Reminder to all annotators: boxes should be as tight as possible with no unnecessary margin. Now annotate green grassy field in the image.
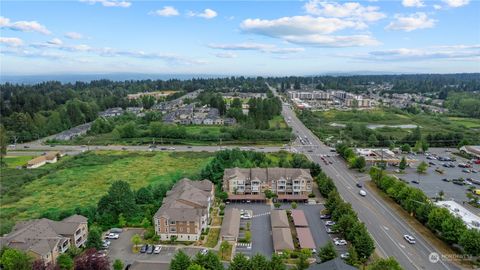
[301,109,480,145]
[0,151,213,233]
[3,156,34,167]
[269,115,288,129]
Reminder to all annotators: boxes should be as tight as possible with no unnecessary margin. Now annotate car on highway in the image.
[325,221,336,226]
[160,147,167,150]
[154,245,161,254]
[411,180,420,184]
[359,190,367,196]
[23,145,30,148]
[168,147,176,150]
[356,183,362,188]
[404,234,416,244]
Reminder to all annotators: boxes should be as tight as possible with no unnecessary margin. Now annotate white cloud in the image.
[240,15,378,47]
[0,37,24,47]
[80,0,131,8]
[402,0,425,7]
[48,38,63,45]
[385,12,436,32]
[0,16,51,35]
[208,42,305,54]
[214,52,237,58]
[433,4,443,10]
[151,6,179,17]
[345,44,480,61]
[442,0,469,7]
[65,32,84,40]
[303,1,385,22]
[188,9,218,19]
[241,16,364,36]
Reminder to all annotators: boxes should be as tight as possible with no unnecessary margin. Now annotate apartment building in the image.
[153,179,214,241]
[223,167,313,201]
[0,215,88,266]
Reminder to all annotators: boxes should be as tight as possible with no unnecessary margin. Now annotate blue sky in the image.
[1,0,479,76]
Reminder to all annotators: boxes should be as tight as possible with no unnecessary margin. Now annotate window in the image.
[170,228,176,232]
[170,221,176,225]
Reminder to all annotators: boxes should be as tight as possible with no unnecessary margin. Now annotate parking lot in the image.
[106,228,209,266]
[226,201,348,258]
[388,148,479,203]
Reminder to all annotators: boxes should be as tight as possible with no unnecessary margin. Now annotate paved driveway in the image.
[107,228,208,266]
[226,203,273,258]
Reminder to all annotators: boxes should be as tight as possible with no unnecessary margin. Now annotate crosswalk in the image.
[236,242,252,249]
[251,212,270,218]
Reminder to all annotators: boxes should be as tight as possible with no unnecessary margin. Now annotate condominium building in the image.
[223,167,313,201]
[153,179,214,241]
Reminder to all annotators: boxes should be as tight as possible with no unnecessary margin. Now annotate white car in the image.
[106,233,119,239]
[340,252,350,259]
[168,147,176,150]
[200,248,208,255]
[334,239,347,246]
[154,245,162,254]
[325,221,336,226]
[359,190,367,197]
[404,234,416,244]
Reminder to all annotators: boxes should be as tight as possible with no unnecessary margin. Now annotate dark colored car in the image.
[411,180,419,184]
[356,183,362,188]
[140,245,147,253]
[146,245,154,254]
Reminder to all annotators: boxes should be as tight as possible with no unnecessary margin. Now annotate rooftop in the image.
[434,200,480,230]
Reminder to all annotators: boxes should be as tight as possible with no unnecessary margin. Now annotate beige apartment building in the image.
[223,167,313,202]
[0,215,88,266]
[153,179,214,241]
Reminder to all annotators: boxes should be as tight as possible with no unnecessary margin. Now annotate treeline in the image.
[269,73,480,94]
[316,172,375,265]
[445,92,480,118]
[0,77,269,142]
[196,91,227,115]
[370,167,480,257]
[200,149,321,187]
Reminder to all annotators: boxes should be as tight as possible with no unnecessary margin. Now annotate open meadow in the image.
[0,151,213,234]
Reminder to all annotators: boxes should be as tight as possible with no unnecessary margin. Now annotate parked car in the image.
[320,214,331,219]
[325,221,336,226]
[140,245,148,253]
[463,169,471,173]
[200,249,208,255]
[340,252,350,259]
[154,245,161,254]
[404,234,416,244]
[106,233,119,239]
[334,239,347,246]
[326,227,338,234]
[110,228,123,233]
[146,245,154,254]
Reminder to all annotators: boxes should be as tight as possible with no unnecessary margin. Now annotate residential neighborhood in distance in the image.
[1,0,480,270]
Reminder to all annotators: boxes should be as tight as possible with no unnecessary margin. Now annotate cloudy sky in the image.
[1,0,479,76]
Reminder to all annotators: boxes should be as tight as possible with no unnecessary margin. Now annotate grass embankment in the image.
[366,181,474,269]
[0,151,213,234]
[204,228,221,248]
[2,156,34,167]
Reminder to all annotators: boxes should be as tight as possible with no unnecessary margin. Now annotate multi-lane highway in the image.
[270,84,460,270]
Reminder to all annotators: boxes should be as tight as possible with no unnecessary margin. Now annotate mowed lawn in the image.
[0,151,213,223]
[3,156,34,167]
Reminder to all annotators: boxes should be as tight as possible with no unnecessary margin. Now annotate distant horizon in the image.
[2,71,479,84]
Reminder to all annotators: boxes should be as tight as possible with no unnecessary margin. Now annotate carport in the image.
[272,228,294,253]
[296,227,316,250]
[220,208,240,241]
[271,210,289,228]
[277,194,308,202]
[291,210,308,227]
[227,194,266,203]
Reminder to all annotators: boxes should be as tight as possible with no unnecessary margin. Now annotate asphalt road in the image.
[269,84,460,270]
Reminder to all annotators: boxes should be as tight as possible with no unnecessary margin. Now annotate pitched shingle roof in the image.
[271,210,289,228]
[272,228,294,251]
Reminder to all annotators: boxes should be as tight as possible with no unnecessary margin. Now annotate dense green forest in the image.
[269,73,480,94]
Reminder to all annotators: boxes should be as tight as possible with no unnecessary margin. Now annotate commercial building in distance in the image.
[223,167,313,202]
[153,179,214,241]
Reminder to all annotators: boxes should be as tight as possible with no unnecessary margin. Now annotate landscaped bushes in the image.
[369,166,480,256]
[315,174,375,264]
